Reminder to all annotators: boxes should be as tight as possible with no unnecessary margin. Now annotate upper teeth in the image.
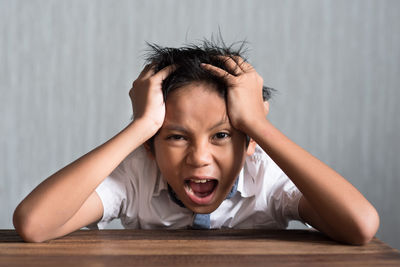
[190,179,211,183]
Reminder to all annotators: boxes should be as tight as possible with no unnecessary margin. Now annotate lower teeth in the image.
[187,185,193,194]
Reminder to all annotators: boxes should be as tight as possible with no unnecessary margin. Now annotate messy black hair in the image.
[144,39,274,101]
[144,38,275,150]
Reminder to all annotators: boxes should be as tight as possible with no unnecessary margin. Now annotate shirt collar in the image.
[153,170,168,197]
[236,156,257,198]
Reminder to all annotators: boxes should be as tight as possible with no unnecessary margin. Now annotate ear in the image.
[143,142,155,160]
[246,138,257,156]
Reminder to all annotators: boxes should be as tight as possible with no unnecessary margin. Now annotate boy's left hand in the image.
[201,57,266,133]
[204,57,380,246]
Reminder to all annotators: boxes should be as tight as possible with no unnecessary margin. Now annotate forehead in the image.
[163,82,229,128]
[167,81,224,99]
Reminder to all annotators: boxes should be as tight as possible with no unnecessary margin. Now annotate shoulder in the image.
[244,145,283,180]
[236,145,284,197]
[243,146,303,222]
[103,145,160,194]
[242,145,299,196]
[121,145,151,167]
[114,145,155,176]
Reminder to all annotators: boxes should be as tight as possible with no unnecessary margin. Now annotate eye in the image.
[213,132,230,140]
[167,134,185,141]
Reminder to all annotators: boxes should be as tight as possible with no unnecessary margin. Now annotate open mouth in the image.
[184,178,218,205]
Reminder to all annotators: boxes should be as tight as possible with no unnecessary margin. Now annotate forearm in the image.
[14,119,155,234]
[247,118,379,243]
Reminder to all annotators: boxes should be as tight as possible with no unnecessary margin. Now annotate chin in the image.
[188,204,219,214]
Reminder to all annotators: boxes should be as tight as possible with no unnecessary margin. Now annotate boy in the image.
[13,40,379,244]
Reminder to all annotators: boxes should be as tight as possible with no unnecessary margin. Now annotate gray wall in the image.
[1,0,399,249]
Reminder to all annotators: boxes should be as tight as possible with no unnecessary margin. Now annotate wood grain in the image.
[1,229,399,266]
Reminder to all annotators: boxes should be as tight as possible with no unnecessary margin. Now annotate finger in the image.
[231,56,254,72]
[218,56,242,75]
[152,64,177,82]
[231,55,245,66]
[200,63,233,78]
[138,63,156,79]
[217,55,254,74]
[213,55,244,75]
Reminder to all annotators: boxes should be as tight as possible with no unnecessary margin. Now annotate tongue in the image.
[189,180,215,194]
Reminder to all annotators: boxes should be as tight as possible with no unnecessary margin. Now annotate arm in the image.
[248,119,379,245]
[201,58,379,245]
[13,64,175,242]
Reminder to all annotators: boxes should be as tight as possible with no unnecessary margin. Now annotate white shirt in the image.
[88,145,304,230]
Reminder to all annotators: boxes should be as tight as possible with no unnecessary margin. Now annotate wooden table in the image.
[1,229,399,266]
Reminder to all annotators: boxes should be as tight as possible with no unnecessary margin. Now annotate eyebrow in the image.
[163,118,230,133]
[208,118,230,131]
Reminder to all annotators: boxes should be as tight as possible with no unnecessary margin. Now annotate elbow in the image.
[347,207,380,246]
[13,205,47,243]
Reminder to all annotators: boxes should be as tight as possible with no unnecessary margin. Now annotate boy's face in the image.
[152,82,254,214]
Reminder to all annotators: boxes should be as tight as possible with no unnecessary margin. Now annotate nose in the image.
[186,140,212,167]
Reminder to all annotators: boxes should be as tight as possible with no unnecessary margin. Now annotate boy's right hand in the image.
[129,64,176,136]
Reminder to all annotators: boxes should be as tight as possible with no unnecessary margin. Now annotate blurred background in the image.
[1,0,399,249]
